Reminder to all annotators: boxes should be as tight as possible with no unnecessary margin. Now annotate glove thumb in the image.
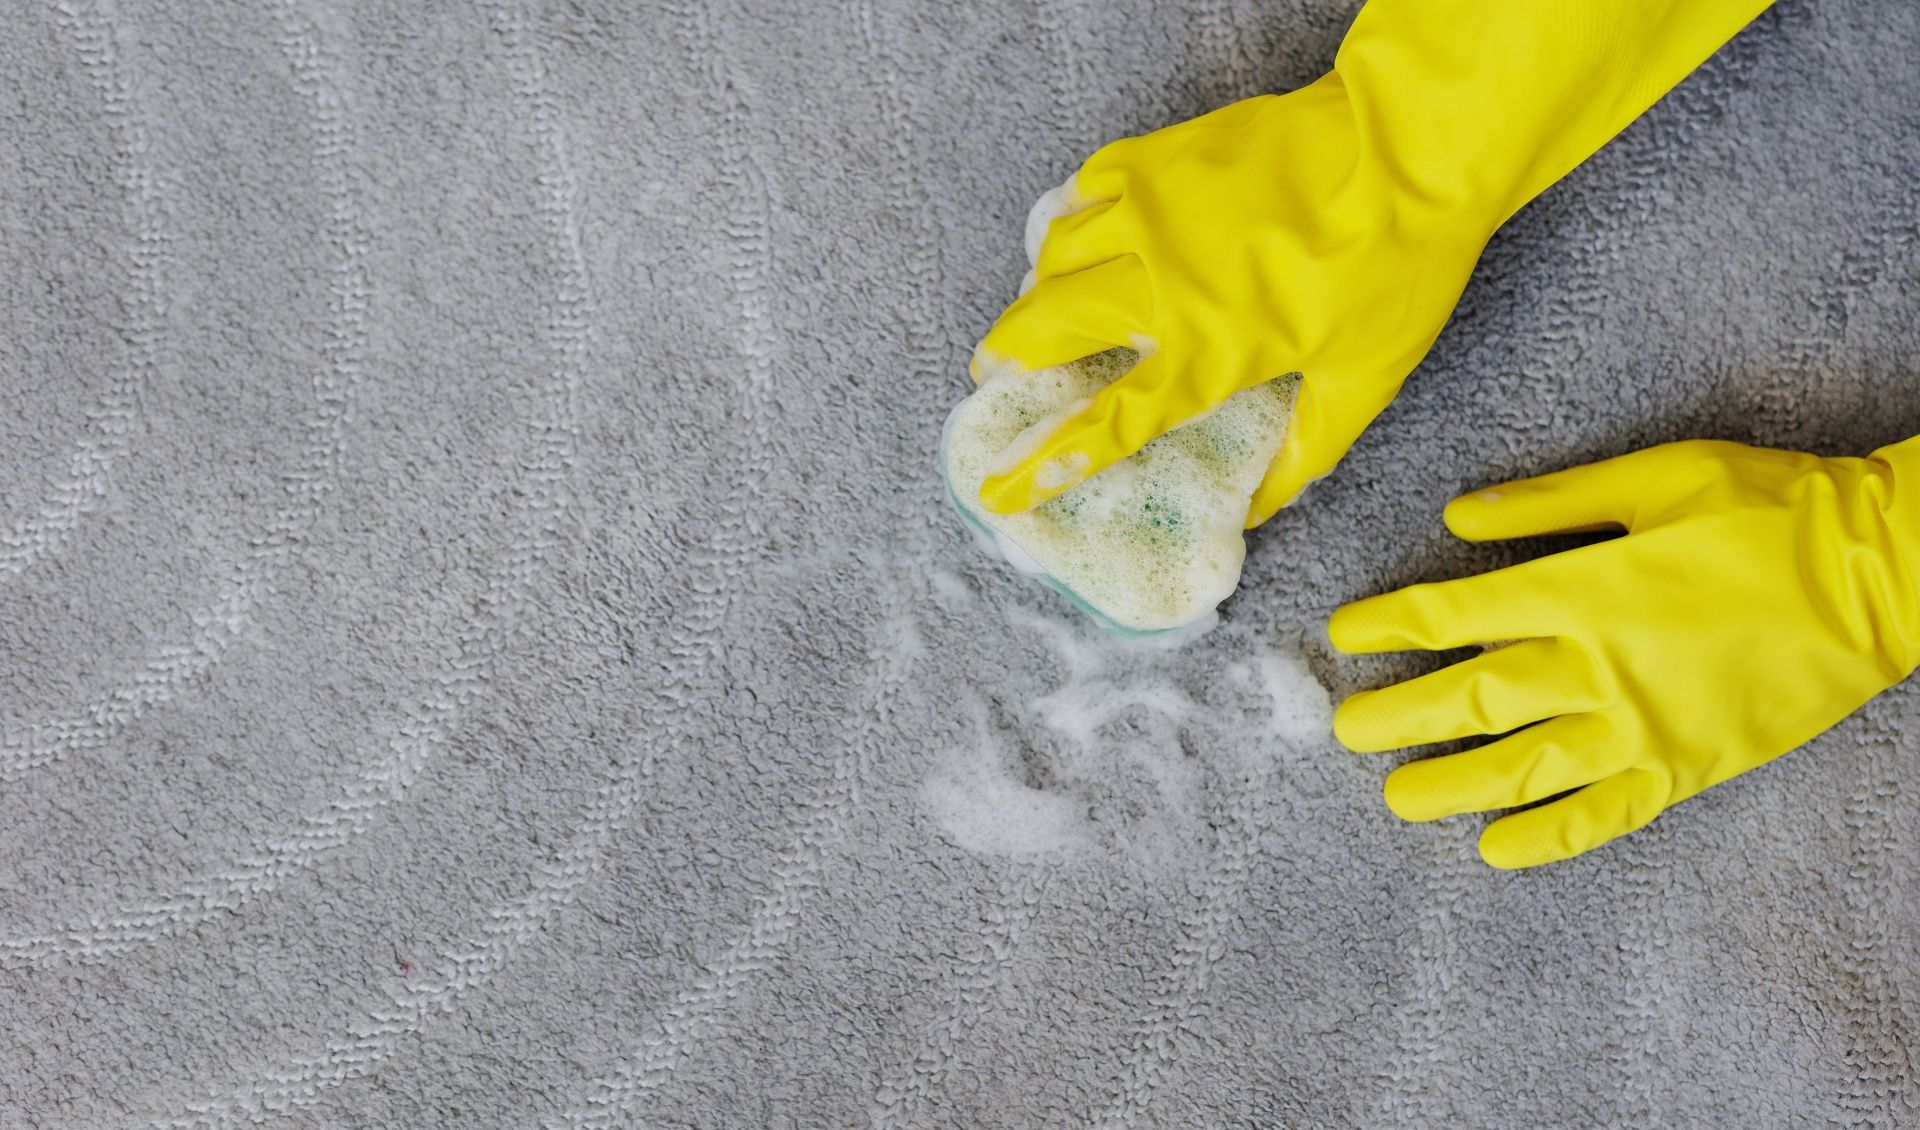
[1246,369,1400,526]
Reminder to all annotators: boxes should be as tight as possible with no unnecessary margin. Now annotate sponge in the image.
[943,348,1295,634]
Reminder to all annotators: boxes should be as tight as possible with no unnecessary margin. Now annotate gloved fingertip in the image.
[1326,597,1400,655]
[1023,181,1076,266]
[1324,611,1360,655]
[974,322,1027,372]
[1244,465,1306,529]
[1475,825,1541,870]
[1330,693,1385,752]
[1260,439,1330,516]
[1380,768,1428,822]
[976,468,1039,516]
[970,345,1013,386]
[1382,761,1468,823]
[1441,490,1504,541]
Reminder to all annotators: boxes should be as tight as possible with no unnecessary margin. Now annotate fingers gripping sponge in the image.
[943,349,1295,634]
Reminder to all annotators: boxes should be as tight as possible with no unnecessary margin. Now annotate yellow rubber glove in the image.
[976,0,1772,525]
[1329,438,1920,869]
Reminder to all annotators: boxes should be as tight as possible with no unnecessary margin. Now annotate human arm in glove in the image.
[1330,438,1920,869]
[975,0,1773,524]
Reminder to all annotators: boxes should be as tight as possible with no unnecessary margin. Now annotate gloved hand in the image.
[975,0,1773,526]
[1330,438,1920,869]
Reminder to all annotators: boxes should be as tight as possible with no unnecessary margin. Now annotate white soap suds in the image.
[924,612,1334,867]
[944,352,1295,634]
[1032,679,1196,741]
[992,526,1049,578]
[1230,650,1333,741]
[928,566,972,605]
[922,759,1090,860]
[1032,450,1092,492]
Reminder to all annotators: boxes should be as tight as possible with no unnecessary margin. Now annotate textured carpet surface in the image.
[4,1,1918,1126]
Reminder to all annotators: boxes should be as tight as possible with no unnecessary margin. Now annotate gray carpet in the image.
[3,0,1917,1125]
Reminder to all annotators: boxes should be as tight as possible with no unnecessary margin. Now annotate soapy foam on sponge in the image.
[942,184,1296,634]
[944,351,1295,633]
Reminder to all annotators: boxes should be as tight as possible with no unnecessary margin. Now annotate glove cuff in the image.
[1334,0,1774,227]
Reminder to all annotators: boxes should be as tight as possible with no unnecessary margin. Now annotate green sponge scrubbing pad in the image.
[943,348,1295,635]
